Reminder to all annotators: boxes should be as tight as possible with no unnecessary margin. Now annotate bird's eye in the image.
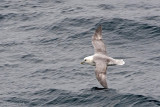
[85,59,87,61]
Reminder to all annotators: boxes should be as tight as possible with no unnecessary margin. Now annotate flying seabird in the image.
[81,25,125,88]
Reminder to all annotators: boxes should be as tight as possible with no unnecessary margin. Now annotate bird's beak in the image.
[81,61,85,64]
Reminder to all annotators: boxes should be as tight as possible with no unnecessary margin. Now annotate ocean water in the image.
[0,0,160,106]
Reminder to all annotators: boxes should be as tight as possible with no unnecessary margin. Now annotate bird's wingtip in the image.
[95,25,102,33]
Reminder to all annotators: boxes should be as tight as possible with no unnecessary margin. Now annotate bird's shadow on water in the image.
[91,87,110,90]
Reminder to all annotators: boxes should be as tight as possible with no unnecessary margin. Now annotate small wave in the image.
[59,17,95,27]
[29,69,56,78]
[21,54,43,63]
[0,14,5,21]
[149,56,160,62]
[61,6,84,14]
[0,13,17,21]
[3,97,30,106]
[18,25,40,31]
[21,54,35,59]
[125,4,158,10]
[38,0,64,4]
[32,88,58,96]
[145,16,160,21]
[66,30,91,41]
[2,63,19,68]
[0,41,23,47]
[39,38,59,45]
[98,4,115,10]
[33,69,56,74]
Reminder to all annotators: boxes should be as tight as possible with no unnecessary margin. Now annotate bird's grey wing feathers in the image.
[94,58,108,88]
[92,25,107,55]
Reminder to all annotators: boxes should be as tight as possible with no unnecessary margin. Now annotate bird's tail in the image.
[115,59,125,65]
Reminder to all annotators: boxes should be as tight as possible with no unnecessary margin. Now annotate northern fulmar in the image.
[81,25,125,88]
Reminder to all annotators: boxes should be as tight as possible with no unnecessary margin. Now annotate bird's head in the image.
[81,56,94,65]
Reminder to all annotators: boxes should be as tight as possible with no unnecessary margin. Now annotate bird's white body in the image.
[84,55,125,66]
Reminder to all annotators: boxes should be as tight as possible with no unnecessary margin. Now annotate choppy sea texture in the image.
[0,0,160,106]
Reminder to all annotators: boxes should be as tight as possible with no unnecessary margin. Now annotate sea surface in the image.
[0,0,160,107]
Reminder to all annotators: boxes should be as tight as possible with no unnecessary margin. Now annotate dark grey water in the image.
[0,0,160,107]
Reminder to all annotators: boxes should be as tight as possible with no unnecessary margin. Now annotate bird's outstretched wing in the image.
[92,25,107,55]
[94,58,108,88]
